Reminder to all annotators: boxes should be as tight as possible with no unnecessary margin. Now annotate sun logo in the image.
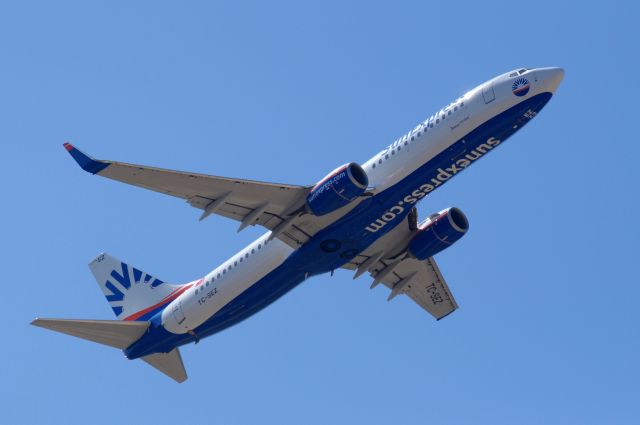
[103,262,165,316]
[512,77,530,97]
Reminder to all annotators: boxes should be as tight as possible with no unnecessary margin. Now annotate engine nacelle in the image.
[408,207,469,260]
[306,163,369,216]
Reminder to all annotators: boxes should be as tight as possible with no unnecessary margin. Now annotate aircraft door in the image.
[172,301,186,325]
[482,82,496,103]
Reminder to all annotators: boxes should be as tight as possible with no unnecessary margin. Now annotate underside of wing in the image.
[381,256,458,320]
[342,211,459,320]
[63,143,314,247]
[348,253,458,320]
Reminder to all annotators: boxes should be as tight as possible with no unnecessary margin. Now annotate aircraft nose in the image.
[536,67,564,93]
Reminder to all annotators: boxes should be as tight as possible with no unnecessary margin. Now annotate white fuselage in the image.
[163,233,294,333]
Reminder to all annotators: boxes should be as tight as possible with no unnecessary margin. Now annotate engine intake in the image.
[408,207,469,260]
[306,163,368,216]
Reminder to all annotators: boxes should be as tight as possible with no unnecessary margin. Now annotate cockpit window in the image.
[509,72,518,77]
[518,68,527,74]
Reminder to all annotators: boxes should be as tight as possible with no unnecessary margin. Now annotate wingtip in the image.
[62,142,110,174]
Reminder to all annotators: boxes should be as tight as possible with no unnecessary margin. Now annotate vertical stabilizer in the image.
[89,253,186,321]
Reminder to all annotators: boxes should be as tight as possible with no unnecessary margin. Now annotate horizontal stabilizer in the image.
[31,318,149,349]
[142,349,188,383]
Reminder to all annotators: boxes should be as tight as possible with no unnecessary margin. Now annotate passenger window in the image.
[378,159,382,164]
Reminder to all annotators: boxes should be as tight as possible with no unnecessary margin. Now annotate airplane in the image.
[33,67,564,382]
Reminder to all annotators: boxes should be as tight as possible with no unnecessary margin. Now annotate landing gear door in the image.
[482,82,496,104]
[172,301,186,325]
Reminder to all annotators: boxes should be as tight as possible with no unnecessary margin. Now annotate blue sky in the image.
[2,1,638,424]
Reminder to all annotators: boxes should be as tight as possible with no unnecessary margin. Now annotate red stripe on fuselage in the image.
[123,280,200,321]
[513,85,530,94]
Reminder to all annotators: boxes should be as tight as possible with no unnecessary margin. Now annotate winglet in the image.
[63,142,110,174]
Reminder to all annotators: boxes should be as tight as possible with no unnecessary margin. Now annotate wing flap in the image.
[390,257,458,320]
[99,160,306,205]
[360,256,458,320]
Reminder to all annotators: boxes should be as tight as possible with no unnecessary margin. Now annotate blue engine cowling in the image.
[408,207,469,260]
[306,163,369,216]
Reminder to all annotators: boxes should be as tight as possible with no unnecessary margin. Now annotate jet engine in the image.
[306,163,368,216]
[408,207,469,260]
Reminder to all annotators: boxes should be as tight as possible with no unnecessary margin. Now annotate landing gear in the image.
[188,330,200,344]
[408,207,418,231]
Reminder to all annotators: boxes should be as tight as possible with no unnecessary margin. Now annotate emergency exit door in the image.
[482,82,495,103]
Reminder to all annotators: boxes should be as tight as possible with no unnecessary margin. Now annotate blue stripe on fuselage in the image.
[124,92,552,359]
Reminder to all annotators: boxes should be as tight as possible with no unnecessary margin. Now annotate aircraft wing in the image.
[63,143,313,248]
[342,212,458,320]
[348,254,458,320]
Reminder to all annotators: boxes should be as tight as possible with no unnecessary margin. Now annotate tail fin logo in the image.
[101,260,165,316]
